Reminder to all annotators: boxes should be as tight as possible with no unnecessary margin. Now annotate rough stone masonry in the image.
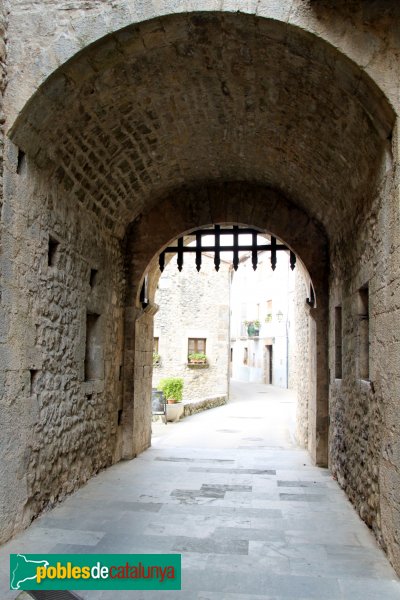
[1,0,400,578]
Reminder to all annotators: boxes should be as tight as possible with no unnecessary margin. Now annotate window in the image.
[358,285,369,380]
[265,345,273,384]
[17,148,26,174]
[188,338,206,356]
[334,306,342,379]
[89,269,98,288]
[30,369,39,395]
[48,236,59,267]
[84,313,103,381]
[153,337,159,354]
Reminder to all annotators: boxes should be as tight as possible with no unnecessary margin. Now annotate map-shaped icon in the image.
[10,554,49,590]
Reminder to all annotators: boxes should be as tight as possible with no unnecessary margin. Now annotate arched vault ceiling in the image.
[9,12,395,240]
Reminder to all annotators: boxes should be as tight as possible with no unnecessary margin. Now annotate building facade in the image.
[152,252,230,405]
[230,250,296,388]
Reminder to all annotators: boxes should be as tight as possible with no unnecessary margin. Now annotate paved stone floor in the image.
[2,382,400,599]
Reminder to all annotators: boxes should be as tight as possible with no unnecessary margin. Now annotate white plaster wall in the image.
[230,251,295,388]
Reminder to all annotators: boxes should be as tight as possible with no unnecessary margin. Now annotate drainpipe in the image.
[227,266,232,400]
[286,317,289,389]
[286,259,290,389]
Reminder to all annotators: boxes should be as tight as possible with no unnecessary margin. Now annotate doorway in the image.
[264,344,273,385]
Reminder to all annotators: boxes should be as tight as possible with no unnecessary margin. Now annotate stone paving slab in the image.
[173,536,249,555]
[188,468,276,475]
[278,493,328,502]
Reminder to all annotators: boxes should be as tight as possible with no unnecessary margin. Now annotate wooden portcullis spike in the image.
[271,236,277,271]
[214,225,221,272]
[290,251,296,271]
[233,225,239,271]
[177,237,184,272]
[159,226,297,274]
[252,231,258,271]
[196,232,202,272]
[159,251,165,272]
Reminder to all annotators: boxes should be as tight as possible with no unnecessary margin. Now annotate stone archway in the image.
[122,183,328,466]
[2,7,398,573]
[9,12,392,243]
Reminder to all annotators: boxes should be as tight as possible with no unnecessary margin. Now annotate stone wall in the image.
[289,270,312,449]
[184,395,227,417]
[329,165,400,558]
[153,253,230,404]
[0,0,7,210]
[132,311,154,456]
[0,157,125,541]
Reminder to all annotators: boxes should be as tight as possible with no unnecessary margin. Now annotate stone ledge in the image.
[183,395,227,417]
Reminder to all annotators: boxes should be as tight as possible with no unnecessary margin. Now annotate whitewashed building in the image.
[230,251,296,388]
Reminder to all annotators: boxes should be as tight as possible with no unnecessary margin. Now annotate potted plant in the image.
[188,352,208,365]
[157,377,184,422]
[245,320,261,337]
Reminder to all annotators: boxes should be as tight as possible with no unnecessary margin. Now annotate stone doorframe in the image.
[121,182,329,466]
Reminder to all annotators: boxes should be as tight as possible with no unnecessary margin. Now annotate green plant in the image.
[244,320,260,329]
[265,313,272,323]
[157,377,183,403]
[188,352,207,363]
[245,319,261,336]
[153,352,161,365]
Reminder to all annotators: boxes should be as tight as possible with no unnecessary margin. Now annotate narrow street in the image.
[152,381,297,451]
[1,383,399,600]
